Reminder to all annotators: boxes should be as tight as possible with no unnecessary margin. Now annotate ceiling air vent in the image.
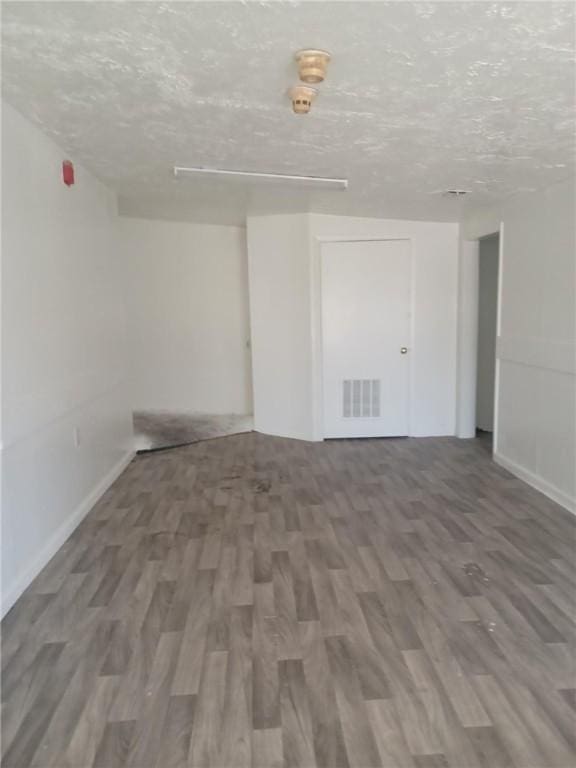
[443,189,470,198]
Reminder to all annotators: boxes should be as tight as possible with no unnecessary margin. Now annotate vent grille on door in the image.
[342,379,381,418]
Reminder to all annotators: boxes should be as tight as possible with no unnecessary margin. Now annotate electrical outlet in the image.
[73,426,81,448]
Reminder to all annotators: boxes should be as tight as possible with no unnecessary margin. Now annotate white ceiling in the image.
[2,1,575,226]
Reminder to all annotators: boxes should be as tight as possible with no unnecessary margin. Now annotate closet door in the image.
[322,239,411,438]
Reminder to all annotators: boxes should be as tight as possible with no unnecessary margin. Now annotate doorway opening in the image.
[476,232,500,450]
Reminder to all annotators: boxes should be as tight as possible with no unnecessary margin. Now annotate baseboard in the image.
[1,449,135,619]
[493,451,576,516]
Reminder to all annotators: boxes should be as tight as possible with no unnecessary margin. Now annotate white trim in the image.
[407,239,416,438]
[494,451,576,516]
[496,336,575,375]
[1,449,135,619]
[492,223,504,454]
[3,377,128,452]
[456,239,479,438]
[456,224,503,447]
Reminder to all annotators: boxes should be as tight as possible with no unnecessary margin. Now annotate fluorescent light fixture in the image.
[174,166,348,191]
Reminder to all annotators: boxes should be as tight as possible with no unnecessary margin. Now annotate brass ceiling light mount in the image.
[288,85,318,114]
[295,49,331,84]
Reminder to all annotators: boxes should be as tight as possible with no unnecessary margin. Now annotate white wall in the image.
[463,177,576,512]
[1,102,134,616]
[118,217,252,416]
[247,213,459,441]
[246,214,313,440]
[476,235,499,431]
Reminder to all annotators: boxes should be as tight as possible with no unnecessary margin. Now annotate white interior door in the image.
[322,239,411,438]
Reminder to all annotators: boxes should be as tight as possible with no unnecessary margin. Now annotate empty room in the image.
[1,2,575,767]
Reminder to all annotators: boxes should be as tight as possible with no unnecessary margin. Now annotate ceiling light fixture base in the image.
[295,49,331,83]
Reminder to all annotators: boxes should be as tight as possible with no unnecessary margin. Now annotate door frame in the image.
[310,236,415,441]
[456,223,504,456]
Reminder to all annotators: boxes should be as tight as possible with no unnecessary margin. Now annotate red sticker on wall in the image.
[62,160,74,186]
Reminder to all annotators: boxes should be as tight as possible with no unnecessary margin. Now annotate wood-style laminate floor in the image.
[2,432,575,768]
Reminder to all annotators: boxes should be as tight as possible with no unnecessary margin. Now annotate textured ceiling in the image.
[2,1,575,225]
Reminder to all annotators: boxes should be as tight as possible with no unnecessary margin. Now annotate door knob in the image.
[400,347,408,354]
